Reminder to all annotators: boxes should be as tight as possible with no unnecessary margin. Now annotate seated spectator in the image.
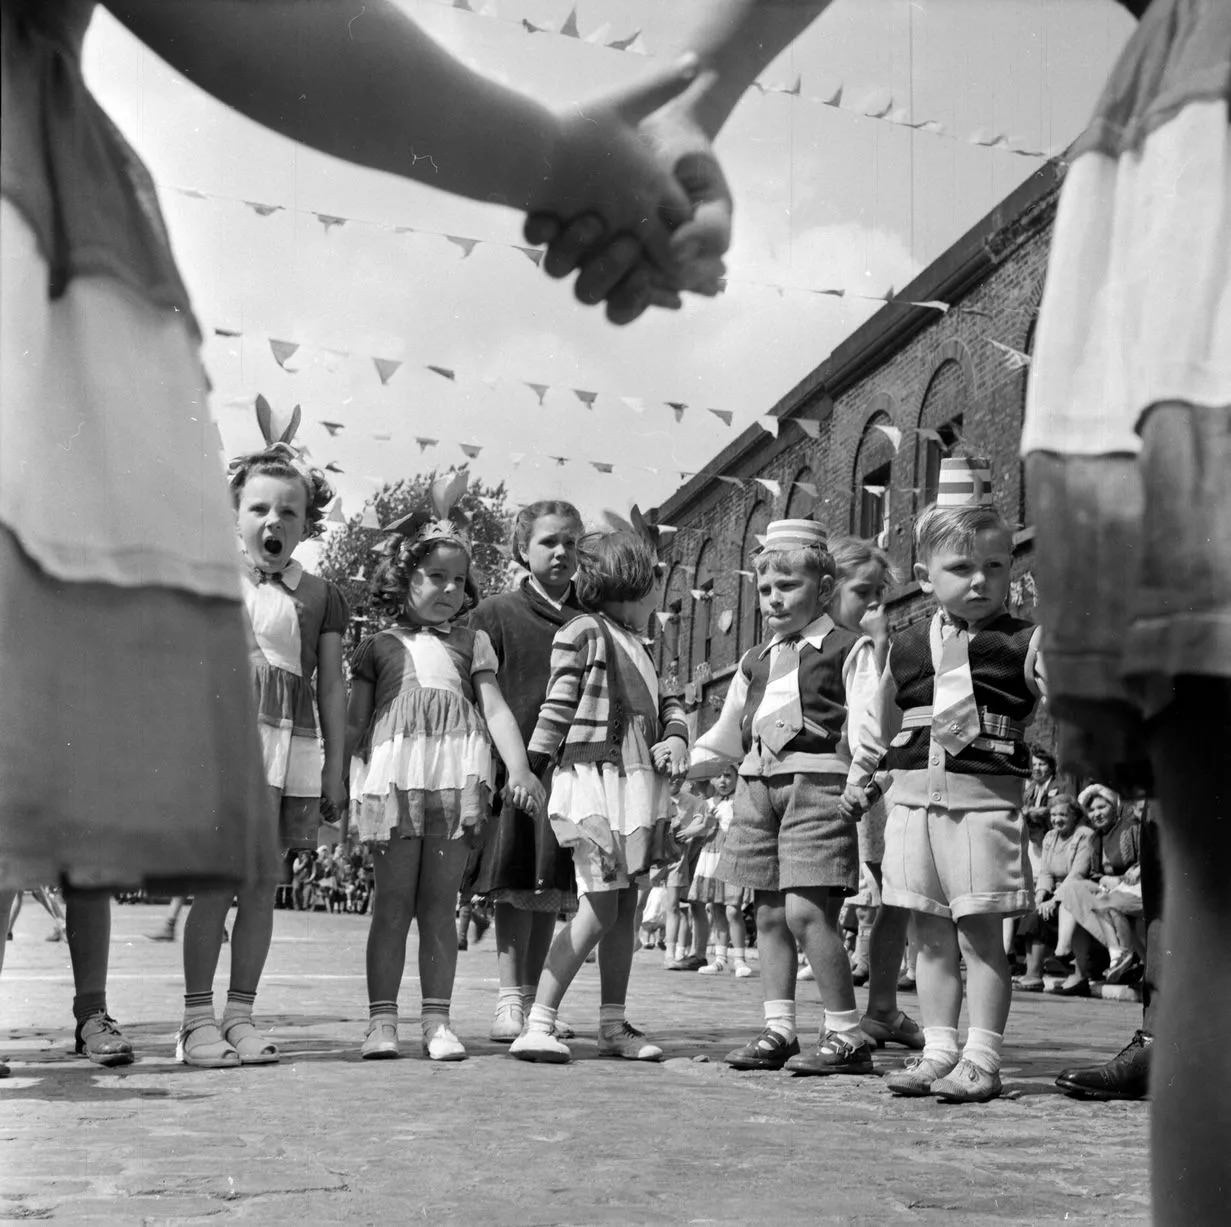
[1007,745,1061,962]
[1055,785,1144,985]
[1013,794,1096,994]
[290,850,316,911]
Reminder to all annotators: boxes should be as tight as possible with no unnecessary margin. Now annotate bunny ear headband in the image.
[601,503,677,575]
[227,395,323,490]
[382,469,473,554]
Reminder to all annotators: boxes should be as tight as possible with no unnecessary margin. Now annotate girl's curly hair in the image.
[227,446,334,540]
[368,536,481,618]
[573,530,657,609]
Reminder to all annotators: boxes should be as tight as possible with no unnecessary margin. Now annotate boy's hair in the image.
[1028,743,1057,772]
[573,530,657,608]
[1047,793,1085,824]
[227,451,334,539]
[510,499,582,567]
[368,537,480,617]
[914,504,1012,561]
[752,543,837,582]
[827,534,901,586]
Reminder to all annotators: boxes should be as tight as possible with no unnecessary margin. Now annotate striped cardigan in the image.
[528,613,688,774]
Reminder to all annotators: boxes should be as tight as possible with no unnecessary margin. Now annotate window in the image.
[858,460,892,542]
[738,502,771,653]
[784,466,817,518]
[850,414,896,544]
[919,415,964,507]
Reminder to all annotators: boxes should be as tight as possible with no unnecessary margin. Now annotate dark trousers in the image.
[1140,809,1163,1034]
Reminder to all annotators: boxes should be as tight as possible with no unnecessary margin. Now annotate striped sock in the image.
[368,999,398,1022]
[598,1003,625,1037]
[421,998,451,1037]
[183,991,215,1026]
[222,989,257,1025]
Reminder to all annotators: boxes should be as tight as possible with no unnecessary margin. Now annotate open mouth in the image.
[263,536,283,557]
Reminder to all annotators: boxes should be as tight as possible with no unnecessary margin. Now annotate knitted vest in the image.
[884,613,1037,778]
[738,627,859,755]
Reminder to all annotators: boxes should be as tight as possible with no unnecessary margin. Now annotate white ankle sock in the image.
[824,1008,865,1044]
[764,999,797,1043]
[962,1027,1003,1075]
[497,986,523,1011]
[527,1003,558,1034]
[922,1025,961,1066]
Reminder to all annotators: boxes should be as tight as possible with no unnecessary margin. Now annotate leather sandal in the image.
[176,1017,239,1068]
[75,1013,134,1067]
[220,1016,279,1064]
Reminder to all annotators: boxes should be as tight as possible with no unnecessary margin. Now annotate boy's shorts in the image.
[715,774,858,894]
[882,805,1033,921]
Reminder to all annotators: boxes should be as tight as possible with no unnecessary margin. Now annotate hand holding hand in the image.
[1037,898,1058,921]
[508,771,546,817]
[840,783,868,822]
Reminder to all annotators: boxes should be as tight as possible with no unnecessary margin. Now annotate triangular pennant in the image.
[915,427,944,444]
[452,0,473,10]
[817,287,846,298]
[213,326,242,338]
[325,462,344,474]
[426,364,455,381]
[873,423,903,450]
[793,481,818,498]
[320,421,345,436]
[864,94,895,119]
[574,389,597,409]
[415,437,438,452]
[517,246,545,266]
[821,83,843,107]
[178,188,208,200]
[654,610,674,627]
[445,235,479,259]
[549,455,569,466]
[269,339,300,369]
[326,499,345,523]
[758,417,780,438]
[373,357,402,386]
[590,461,614,473]
[679,471,694,481]
[525,382,549,405]
[606,29,641,51]
[689,589,707,602]
[316,213,347,232]
[245,201,283,217]
[736,569,756,581]
[709,409,734,427]
[360,506,381,530]
[987,338,1031,369]
[655,524,678,539]
[754,478,782,496]
[460,443,482,459]
[716,475,745,487]
[781,74,802,96]
[582,21,612,45]
[914,300,950,313]
[522,18,548,34]
[863,483,887,496]
[667,401,687,422]
[794,419,820,439]
[559,5,580,37]
[718,610,734,633]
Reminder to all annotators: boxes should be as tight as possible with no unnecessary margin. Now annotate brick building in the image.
[649,161,1063,745]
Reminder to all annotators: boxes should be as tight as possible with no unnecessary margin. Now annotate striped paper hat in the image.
[935,456,994,507]
[758,519,829,551]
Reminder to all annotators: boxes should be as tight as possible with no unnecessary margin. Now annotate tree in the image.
[317,471,515,636]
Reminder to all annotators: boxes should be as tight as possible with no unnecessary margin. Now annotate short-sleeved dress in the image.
[688,796,752,908]
[350,622,499,843]
[1022,0,1231,761]
[0,1,270,891]
[543,619,676,893]
[242,559,349,852]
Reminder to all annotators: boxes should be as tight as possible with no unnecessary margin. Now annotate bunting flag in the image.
[269,339,299,369]
[526,382,549,405]
[415,437,438,452]
[517,246,544,266]
[755,478,782,496]
[574,389,598,408]
[559,5,580,38]
[325,462,344,474]
[873,423,904,450]
[360,506,381,530]
[316,213,347,233]
[716,475,745,487]
[794,419,821,439]
[549,455,568,466]
[426,365,456,381]
[656,524,679,539]
[863,483,887,496]
[987,338,1031,369]
[320,421,345,436]
[718,610,735,633]
[709,409,734,427]
[373,358,402,386]
[758,417,780,438]
[654,610,676,627]
[793,481,818,498]
[591,461,613,473]
[214,326,241,338]
[445,235,479,259]
[326,499,345,523]
[736,570,756,581]
[246,201,282,217]
[689,588,710,602]
[460,443,482,459]
[667,402,687,422]
[915,427,945,444]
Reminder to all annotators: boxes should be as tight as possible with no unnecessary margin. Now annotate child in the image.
[689,766,754,977]
[691,519,881,1077]
[827,537,922,1052]
[177,404,348,1068]
[462,500,585,1043]
[846,457,1044,1103]
[509,529,689,1063]
[348,473,545,1061]
[664,778,714,970]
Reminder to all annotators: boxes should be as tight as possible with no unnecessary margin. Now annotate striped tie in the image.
[754,637,803,754]
[931,624,981,755]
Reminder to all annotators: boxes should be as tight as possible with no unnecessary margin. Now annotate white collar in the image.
[527,574,570,611]
[244,556,303,591]
[760,613,835,658]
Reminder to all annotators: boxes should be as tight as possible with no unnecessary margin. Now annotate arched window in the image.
[656,561,687,683]
[850,415,895,543]
[915,358,969,510]
[784,466,817,519]
[737,501,771,655]
[689,538,716,681]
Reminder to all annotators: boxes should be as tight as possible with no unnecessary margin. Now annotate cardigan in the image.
[528,612,688,774]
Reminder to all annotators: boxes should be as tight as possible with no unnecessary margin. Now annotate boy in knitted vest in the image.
[845,458,1045,1103]
[691,520,882,1077]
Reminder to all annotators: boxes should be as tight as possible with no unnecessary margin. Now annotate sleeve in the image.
[1025,624,1047,703]
[841,636,879,762]
[469,628,499,675]
[847,648,901,791]
[321,581,350,636]
[527,619,591,769]
[1065,828,1096,882]
[1037,832,1057,893]
[465,597,505,667]
[349,634,380,683]
[658,689,690,744]
[689,652,751,776]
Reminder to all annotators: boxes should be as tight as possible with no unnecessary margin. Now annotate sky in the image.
[82,0,1134,555]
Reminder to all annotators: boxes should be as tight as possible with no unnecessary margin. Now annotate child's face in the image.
[913,528,1012,625]
[407,543,470,625]
[831,561,887,632]
[1050,801,1080,837]
[758,563,833,638]
[524,514,580,597]
[237,473,309,572]
[715,767,738,798]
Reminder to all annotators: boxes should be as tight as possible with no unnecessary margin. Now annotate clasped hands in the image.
[524,57,733,325]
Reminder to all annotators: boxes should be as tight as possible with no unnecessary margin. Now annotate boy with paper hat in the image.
[690,518,883,1077]
[845,457,1045,1103]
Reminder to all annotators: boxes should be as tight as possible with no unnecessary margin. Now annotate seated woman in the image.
[1013,794,1097,994]
[1055,786,1144,985]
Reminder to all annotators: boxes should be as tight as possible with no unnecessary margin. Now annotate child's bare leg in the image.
[534,891,620,1011]
[786,887,855,1012]
[416,837,472,1005]
[1147,680,1231,1227]
[365,839,422,1008]
[754,892,796,1004]
[688,901,710,959]
[866,904,911,1019]
[596,885,640,1009]
[663,886,683,959]
[494,901,531,990]
[724,903,749,964]
[913,912,962,1027]
[956,912,1012,1036]
[1054,905,1077,958]
[708,903,731,962]
[183,890,235,995]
